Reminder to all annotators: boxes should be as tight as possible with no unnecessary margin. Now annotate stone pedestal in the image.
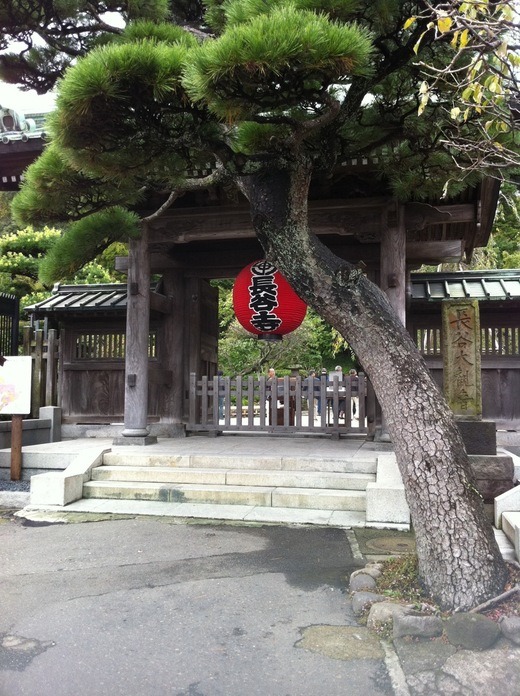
[456,419,496,455]
[112,435,158,446]
[468,454,515,502]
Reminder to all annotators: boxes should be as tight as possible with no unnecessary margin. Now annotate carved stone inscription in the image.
[442,299,482,419]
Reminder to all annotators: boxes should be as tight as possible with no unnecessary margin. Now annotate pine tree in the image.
[4,0,518,610]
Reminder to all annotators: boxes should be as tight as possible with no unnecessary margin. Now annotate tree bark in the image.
[240,161,508,611]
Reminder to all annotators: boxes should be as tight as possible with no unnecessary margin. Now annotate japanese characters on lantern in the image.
[233,260,307,340]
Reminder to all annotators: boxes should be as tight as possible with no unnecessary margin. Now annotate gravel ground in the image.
[0,480,30,491]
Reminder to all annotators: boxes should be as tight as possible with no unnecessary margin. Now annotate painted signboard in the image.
[0,356,32,415]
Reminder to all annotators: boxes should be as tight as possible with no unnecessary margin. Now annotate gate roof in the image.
[411,270,520,302]
[26,271,520,320]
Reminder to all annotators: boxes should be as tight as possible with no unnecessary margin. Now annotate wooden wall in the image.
[57,276,219,425]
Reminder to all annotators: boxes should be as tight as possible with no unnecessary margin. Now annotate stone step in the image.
[502,511,520,561]
[102,451,377,474]
[91,466,374,491]
[83,480,367,511]
[25,497,368,528]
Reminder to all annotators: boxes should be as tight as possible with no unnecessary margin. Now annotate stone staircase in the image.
[501,512,520,559]
[23,439,413,529]
[80,450,377,524]
[495,485,520,563]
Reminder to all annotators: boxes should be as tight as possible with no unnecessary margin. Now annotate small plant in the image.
[376,554,428,604]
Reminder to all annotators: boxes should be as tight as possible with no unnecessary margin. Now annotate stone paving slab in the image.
[19,498,370,527]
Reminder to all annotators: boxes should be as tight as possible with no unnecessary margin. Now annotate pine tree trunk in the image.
[241,162,508,611]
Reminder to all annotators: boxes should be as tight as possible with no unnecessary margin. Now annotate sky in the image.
[0,11,123,117]
[0,82,56,115]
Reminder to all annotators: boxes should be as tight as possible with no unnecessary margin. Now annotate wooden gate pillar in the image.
[381,203,406,325]
[118,225,157,444]
[158,268,186,436]
[376,203,407,441]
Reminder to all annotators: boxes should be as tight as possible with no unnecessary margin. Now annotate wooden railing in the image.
[413,322,520,358]
[22,327,59,417]
[188,373,367,436]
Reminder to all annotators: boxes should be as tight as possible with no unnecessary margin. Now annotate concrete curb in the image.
[0,491,30,508]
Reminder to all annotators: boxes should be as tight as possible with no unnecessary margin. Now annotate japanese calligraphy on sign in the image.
[442,299,482,419]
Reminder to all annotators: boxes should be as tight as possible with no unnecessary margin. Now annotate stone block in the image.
[469,455,514,480]
[366,483,410,525]
[365,454,410,527]
[350,591,386,616]
[495,486,520,529]
[349,573,377,592]
[499,616,520,645]
[39,406,62,442]
[445,613,500,650]
[469,454,515,502]
[366,602,411,629]
[457,419,496,455]
[351,565,382,580]
[112,435,158,446]
[30,446,109,507]
[442,299,481,418]
[393,614,444,639]
[31,471,83,506]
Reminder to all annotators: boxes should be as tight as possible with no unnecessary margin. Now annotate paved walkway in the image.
[0,434,518,695]
[0,512,518,696]
[5,432,393,457]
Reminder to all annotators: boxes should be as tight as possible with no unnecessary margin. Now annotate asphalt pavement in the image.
[2,510,519,696]
[1,470,519,696]
[1,513,395,696]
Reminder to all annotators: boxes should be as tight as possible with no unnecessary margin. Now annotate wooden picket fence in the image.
[188,372,367,436]
[22,326,59,417]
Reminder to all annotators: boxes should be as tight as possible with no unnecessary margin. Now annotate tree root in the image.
[469,584,519,614]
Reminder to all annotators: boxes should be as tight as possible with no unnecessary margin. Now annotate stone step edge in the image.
[84,480,368,496]
[501,511,520,560]
[82,481,367,511]
[102,453,378,473]
[91,466,375,488]
[19,499,372,528]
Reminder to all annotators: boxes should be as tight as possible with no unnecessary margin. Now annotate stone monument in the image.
[441,300,514,509]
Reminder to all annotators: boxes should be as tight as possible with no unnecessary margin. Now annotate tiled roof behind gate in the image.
[25,271,520,319]
[26,283,129,317]
[410,270,520,301]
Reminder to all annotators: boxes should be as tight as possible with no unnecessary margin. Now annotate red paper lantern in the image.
[233,260,307,340]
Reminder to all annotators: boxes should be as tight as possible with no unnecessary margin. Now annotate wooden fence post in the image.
[10,415,23,481]
[45,328,58,406]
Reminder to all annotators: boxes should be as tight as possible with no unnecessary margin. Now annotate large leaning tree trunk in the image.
[240,160,508,611]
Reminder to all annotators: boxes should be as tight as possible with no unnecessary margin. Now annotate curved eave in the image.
[0,133,45,190]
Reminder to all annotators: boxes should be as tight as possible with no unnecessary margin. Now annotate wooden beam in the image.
[147,198,391,243]
[117,237,466,278]
[10,415,23,481]
[405,202,476,228]
[473,177,501,252]
[145,198,476,245]
[158,269,186,426]
[407,240,464,263]
[149,291,173,314]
